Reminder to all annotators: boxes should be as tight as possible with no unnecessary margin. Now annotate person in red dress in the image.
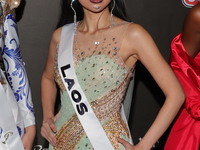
[164,4,200,150]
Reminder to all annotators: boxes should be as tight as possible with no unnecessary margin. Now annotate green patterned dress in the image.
[51,21,136,150]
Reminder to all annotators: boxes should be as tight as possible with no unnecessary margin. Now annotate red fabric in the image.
[164,33,200,150]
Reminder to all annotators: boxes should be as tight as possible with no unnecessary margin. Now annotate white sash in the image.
[58,23,114,150]
[0,70,24,150]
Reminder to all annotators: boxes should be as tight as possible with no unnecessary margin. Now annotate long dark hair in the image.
[56,0,131,29]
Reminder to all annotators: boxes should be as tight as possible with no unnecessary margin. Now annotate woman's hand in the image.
[41,111,60,146]
[21,125,36,150]
[118,138,143,150]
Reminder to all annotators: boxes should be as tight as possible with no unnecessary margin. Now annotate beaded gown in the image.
[51,21,136,150]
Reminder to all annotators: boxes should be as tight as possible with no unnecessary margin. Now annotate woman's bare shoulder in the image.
[51,27,63,45]
[125,23,149,40]
[122,22,156,59]
[186,4,200,24]
[190,4,200,14]
[182,4,200,58]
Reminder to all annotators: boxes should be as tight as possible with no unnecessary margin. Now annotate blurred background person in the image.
[0,0,35,150]
[164,3,200,150]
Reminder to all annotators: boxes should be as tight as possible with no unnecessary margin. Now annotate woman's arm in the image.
[40,27,62,146]
[119,24,185,150]
[182,4,200,58]
[21,125,36,150]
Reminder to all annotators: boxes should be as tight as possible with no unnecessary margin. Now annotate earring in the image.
[71,0,77,35]
[110,0,116,27]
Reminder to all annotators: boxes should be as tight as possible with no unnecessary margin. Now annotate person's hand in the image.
[22,125,36,150]
[118,138,142,150]
[41,111,60,146]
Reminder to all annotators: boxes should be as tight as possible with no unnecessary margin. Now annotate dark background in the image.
[15,0,189,149]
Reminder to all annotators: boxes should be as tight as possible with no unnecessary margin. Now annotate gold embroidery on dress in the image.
[54,47,66,93]
[55,112,129,150]
[103,112,130,149]
[53,70,133,149]
[54,114,85,150]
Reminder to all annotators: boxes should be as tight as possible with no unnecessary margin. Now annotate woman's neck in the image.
[78,7,112,34]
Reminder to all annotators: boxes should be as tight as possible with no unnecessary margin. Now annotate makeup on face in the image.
[90,0,103,4]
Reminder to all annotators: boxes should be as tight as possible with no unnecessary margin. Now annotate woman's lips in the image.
[90,0,103,4]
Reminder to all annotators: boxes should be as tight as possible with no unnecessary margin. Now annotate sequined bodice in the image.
[55,21,135,116]
[53,21,136,150]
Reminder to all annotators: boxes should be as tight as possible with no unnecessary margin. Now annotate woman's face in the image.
[78,0,112,13]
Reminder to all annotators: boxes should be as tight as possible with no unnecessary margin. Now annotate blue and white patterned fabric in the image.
[2,13,35,128]
[0,2,35,149]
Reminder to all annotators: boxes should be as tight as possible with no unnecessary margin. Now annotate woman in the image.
[0,0,36,150]
[41,0,185,149]
[164,4,200,150]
